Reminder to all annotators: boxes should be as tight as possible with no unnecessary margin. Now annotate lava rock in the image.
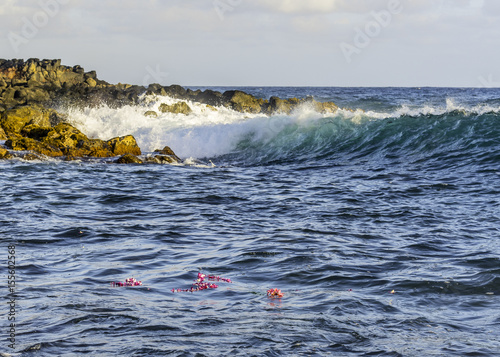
[222,90,264,114]
[154,146,181,163]
[116,154,144,164]
[158,102,192,115]
[107,135,142,156]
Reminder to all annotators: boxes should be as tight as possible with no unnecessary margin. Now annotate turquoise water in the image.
[1,87,499,356]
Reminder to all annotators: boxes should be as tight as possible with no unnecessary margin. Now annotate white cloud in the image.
[251,0,339,14]
[0,0,499,86]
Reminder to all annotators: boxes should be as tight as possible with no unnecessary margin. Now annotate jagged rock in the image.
[85,70,97,80]
[163,85,187,99]
[314,101,338,113]
[26,123,108,157]
[0,147,9,159]
[0,106,52,135]
[144,110,158,118]
[205,105,217,112]
[146,155,177,164]
[107,135,141,156]
[0,58,109,108]
[24,87,51,103]
[22,153,43,161]
[116,154,143,164]
[12,78,28,87]
[70,139,113,158]
[222,90,264,113]
[303,97,339,113]
[146,83,167,97]
[191,89,223,106]
[43,124,113,157]
[43,123,88,148]
[0,126,7,140]
[1,58,339,117]
[21,124,52,140]
[159,102,192,115]
[268,96,294,114]
[155,155,178,164]
[63,155,78,161]
[86,78,97,87]
[18,123,141,158]
[5,136,63,157]
[1,87,25,108]
[154,146,181,163]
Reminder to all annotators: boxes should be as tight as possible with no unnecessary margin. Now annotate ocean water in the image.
[1,87,499,356]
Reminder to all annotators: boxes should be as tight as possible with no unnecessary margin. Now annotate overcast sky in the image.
[1,0,499,87]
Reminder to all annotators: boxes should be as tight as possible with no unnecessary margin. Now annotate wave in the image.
[61,95,500,166]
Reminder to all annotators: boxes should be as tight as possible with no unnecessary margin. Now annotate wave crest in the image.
[60,95,500,165]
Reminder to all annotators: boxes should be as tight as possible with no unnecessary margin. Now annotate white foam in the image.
[62,95,330,159]
[63,96,258,157]
[60,94,500,159]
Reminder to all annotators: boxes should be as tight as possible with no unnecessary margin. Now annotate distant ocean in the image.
[1,87,499,356]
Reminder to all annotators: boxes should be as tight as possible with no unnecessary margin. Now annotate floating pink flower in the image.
[111,277,142,287]
[172,272,231,293]
[267,288,284,298]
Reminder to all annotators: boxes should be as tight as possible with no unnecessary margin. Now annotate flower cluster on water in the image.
[267,288,284,298]
[171,273,232,293]
[110,278,142,287]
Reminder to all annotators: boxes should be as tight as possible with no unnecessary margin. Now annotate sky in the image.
[1,0,499,87]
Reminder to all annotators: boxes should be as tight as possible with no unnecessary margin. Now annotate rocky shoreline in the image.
[0,58,339,163]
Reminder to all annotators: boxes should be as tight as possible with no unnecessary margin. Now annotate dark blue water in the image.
[1,87,499,356]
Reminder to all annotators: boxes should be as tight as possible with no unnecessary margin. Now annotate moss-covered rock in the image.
[268,96,293,114]
[73,139,113,158]
[22,153,43,161]
[0,147,9,159]
[313,100,338,114]
[116,154,143,164]
[146,155,178,164]
[5,136,63,157]
[107,135,141,156]
[2,58,340,117]
[21,124,52,140]
[86,78,97,87]
[154,146,181,163]
[144,110,158,118]
[3,119,141,159]
[159,102,192,115]
[0,126,7,140]
[222,90,264,113]
[43,123,89,148]
[0,106,52,135]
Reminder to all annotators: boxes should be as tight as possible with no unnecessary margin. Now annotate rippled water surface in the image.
[1,87,499,356]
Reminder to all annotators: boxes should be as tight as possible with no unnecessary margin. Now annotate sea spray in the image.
[60,93,500,165]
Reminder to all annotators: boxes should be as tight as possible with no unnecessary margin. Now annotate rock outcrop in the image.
[4,120,142,158]
[0,147,10,159]
[0,58,341,163]
[116,154,144,164]
[0,58,339,115]
[158,102,192,115]
[153,146,182,163]
[0,126,8,140]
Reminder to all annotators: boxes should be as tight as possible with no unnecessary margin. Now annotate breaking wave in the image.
[61,95,500,167]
